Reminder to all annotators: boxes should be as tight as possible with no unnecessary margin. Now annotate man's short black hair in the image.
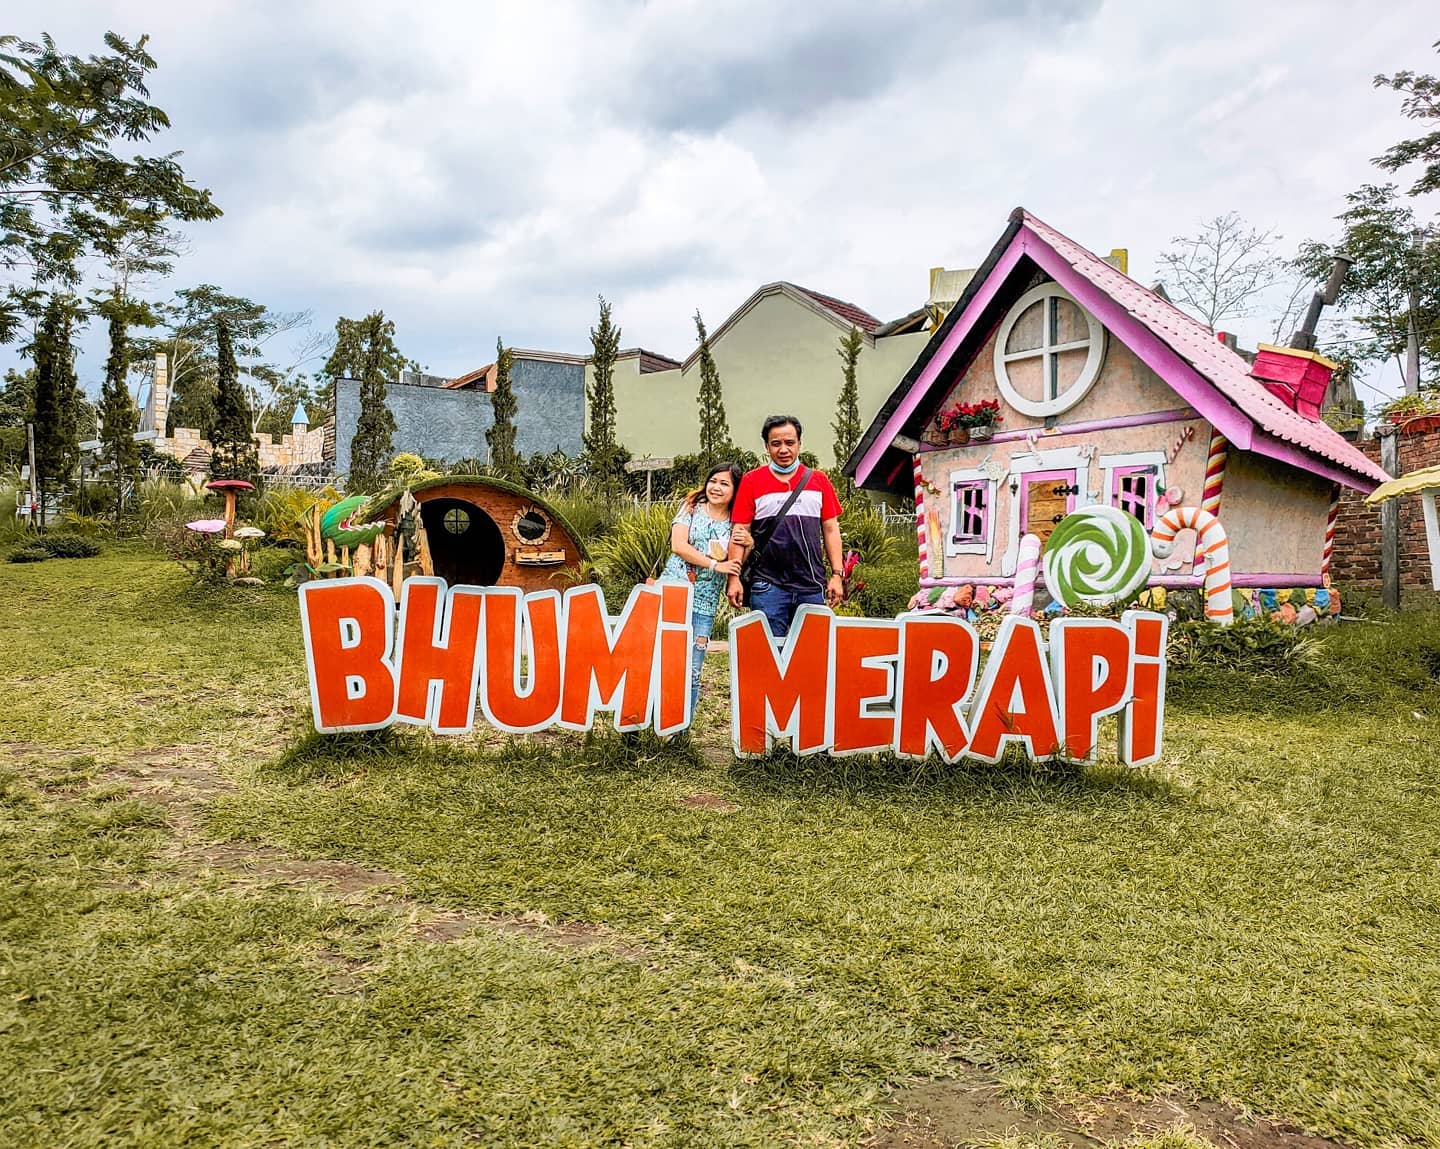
[761,415,803,443]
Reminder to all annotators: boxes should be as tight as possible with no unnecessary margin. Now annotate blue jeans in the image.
[748,580,825,638]
[689,611,714,716]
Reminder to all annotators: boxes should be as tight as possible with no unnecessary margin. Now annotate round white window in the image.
[992,283,1106,418]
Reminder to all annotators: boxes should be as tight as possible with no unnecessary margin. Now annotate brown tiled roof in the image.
[790,286,881,332]
[444,364,495,391]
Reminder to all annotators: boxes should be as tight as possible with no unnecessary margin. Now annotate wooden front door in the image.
[1022,470,1078,547]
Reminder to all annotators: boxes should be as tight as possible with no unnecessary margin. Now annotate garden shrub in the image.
[68,481,119,521]
[56,511,108,536]
[550,485,619,544]
[850,560,919,619]
[248,486,338,546]
[590,503,673,601]
[839,505,902,568]
[1166,615,1318,676]
[145,509,228,583]
[129,477,201,535]
[9,543,49,563]
[40,532,101,559]
[250,544,306,584]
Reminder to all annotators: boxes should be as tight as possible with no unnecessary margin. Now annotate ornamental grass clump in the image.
[589,503,673,600]
[39,532,101,559]
[7,543,48,563]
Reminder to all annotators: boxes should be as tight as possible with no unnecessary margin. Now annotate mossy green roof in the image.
[365,475,591,560]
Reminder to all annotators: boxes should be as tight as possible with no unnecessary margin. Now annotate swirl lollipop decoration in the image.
[1041,505,1152,608]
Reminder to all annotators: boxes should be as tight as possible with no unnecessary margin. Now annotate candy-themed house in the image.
[846,208,1389,600]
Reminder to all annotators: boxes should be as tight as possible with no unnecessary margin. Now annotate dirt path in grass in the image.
[77,746,648,961]
[874,1063,1353,1149]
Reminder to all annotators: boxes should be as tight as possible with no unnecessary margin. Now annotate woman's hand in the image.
[713,558,741,576]
[730,524,752,548]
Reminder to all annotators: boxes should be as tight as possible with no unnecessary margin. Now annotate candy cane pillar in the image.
[1321,483,1339,586]
[914,455,928,581]
[1009,533,1042,615]
[1152,506,1234,625]
[1201,432,1228,517]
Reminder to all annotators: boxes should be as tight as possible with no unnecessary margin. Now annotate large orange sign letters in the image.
[300,579,1168,765]
[300,578,693,737]
[728,606,1167,766]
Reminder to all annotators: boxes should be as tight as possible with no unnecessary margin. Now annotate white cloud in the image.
[4,0,1436,407]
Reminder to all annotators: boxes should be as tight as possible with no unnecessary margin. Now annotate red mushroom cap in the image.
[206,478,255,491]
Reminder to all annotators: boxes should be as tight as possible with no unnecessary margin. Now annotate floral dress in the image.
[661,505,732,617]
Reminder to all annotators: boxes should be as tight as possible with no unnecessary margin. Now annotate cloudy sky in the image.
[10,0,1438,406]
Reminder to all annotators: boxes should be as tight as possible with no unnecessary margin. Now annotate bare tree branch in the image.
[1157,212,1285,329]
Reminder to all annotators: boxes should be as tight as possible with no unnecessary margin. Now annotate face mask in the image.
[769,457,799,475]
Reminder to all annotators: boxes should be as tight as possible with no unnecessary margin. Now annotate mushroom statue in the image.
[205,478,255,537]
[233,525,266,575]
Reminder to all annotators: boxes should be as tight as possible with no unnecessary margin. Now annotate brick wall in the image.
[1331,424,1440,591]
[150,424,326,471]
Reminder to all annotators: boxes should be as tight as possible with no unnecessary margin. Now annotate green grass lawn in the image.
[3,547,1440,1147]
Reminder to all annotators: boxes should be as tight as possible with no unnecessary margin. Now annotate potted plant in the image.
[965,399,1003,442]
[934,404,968,445]
[1380,391,1440,434]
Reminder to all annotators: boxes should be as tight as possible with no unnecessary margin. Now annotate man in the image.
[726,414,844,637]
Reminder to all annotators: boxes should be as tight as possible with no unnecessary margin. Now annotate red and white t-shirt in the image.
[731,465,842,592]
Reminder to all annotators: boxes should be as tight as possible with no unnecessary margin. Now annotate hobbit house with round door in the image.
[370,476,588,592]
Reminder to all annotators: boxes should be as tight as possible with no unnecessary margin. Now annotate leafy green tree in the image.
[0,366,33,428]
[486,339,519,478]
[1373,42,1440,197]
[0,33,220,343]
[98,307,139,520]
[27,296,81,518]
[585,295,622,504]
[0,367,33,470]
[1297,184,1440,390]
[132,285,311,435]
[209,318,257,480]
[318,311,413,409]
[693,310,732,467]
[832,325,864,500]
[347,314,398,493]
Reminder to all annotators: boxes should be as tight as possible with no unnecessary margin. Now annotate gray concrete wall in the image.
[332,357,584,475]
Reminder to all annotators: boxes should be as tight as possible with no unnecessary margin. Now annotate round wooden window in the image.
[443,507,470,534]
[513,507,551,545]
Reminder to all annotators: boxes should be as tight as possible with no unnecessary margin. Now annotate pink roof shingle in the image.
[1019,210,1387,485]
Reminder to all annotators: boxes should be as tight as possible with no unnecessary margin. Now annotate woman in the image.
[661,462,744,715]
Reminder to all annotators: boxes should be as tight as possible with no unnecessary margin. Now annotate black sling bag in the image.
[738,467,812,606]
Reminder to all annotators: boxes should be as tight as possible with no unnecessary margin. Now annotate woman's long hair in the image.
[682,462,744,514]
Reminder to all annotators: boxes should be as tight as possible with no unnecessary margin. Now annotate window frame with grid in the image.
[991,282,1108,418]
[1100,453,1167,531]
[946,469,999,560]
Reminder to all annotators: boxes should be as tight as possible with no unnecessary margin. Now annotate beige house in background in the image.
[445,271,998,470]
[594,281,944,468]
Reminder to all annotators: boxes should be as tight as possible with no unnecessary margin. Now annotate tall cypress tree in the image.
[210,318,257,479]
[99,307,140,523]
[28,297,78,521]
[693,310,731,468]
[347,313,398,493]
[832,325,864,502]
[486,338,519,478]
[585,295,622,504]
